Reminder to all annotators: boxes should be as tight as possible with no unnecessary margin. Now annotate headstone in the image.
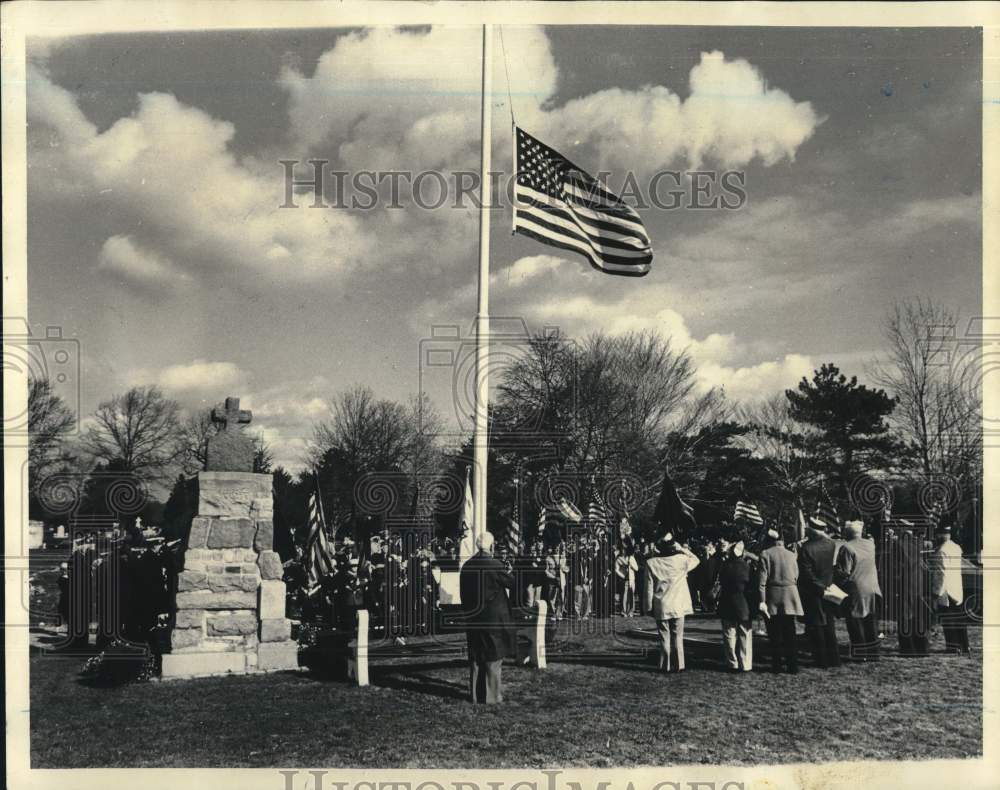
[205,397,256,472]
[161,396,297,679]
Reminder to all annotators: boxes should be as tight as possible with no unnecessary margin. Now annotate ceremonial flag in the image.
[814,486,839,529]
[305,488,335,592]
[458,467,477,567]
[513,126,653,277]
[507,497,522,556]
[734,500,763,526]
[586,486,609,533]
[653,468,697,538]
[557,497,583,524]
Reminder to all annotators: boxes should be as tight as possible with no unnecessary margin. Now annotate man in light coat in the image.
[758,527,804,674]
[929,524,969,654]
[644,534,700,673]
[836,520,882,661]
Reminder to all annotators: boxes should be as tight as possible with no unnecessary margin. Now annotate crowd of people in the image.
[293,505,972,679]
[51,519,178,678]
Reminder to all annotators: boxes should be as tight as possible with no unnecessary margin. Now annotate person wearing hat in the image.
[796,513,842,669]
[717,539,755,672]
[459,531,517,703]
[644,533,700,673]
[929,523,969,654]
[835,520,882,661]
[758,526,804,674]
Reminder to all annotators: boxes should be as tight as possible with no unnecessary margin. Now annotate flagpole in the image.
[473,23,493,539]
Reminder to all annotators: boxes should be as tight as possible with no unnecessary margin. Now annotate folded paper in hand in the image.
[823,583,848,605]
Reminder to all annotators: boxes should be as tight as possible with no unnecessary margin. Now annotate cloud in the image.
[281,30,821,179]
[127,360,250,395]
[27,66,372,287]
[538,51,823,174]
[97,235,189,288]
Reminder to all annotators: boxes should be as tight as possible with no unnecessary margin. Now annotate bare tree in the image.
[737,394,823,508]
[870,299,982,486]
[81,386,184,481]
[27,376,77,492]
[180,409,218,474]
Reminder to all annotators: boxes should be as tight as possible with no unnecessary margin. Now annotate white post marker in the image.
[349,609,369,687]
[533,599,547,669]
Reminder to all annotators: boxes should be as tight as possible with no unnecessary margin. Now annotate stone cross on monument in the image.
[206,397,256,472]
[161,394,297,679]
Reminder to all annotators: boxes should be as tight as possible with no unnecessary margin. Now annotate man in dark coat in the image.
[717,540,754,672]
[797,516,842,668]
[459,531,517,704]
[894,529,931,656]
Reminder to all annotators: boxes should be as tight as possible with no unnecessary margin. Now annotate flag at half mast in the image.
[513,126,653,277]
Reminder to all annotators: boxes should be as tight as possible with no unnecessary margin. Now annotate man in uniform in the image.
[797,515,841,668]
[759,526,804,674]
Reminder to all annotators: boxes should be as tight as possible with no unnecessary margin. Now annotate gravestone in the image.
[160,396,298,679]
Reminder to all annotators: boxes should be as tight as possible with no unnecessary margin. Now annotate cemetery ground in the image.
[28,551,982,769]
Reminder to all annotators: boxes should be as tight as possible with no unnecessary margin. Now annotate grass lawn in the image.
[28,613,981,768]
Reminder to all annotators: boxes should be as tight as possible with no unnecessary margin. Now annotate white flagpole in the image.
[473,23,493,541]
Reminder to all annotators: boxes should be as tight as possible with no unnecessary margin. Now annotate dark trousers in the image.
[939,603,970,653]
[469,658,503,704]
[846,612,879,660]
[806,612,841,668]
[898,614,929,655]
[766,614,798,672]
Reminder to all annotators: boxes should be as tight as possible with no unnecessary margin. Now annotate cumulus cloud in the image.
[27,66,372,286]
[282,31,821,179]
[97,235,188,288]
[127,360,250,394]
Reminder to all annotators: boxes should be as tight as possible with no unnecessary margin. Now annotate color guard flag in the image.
[734,500,764,526]
[305,488,335,592]
[458,467,477,568]
[513,126,653,276]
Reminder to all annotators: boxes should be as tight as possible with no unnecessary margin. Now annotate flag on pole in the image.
[507,496,522,556]
[734,500,764,526]
[513,126,653,277]
[305,488,335,592]
[653,468,697,539]
[459,466,477,567]
[557,497,583,524]
[587,484,609,534]
[814,486,839,530]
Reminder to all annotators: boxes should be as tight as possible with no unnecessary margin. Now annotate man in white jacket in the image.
[929,524,969,654]
[644,534,700,673]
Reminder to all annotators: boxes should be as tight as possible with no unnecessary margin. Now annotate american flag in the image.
[557,497,583,524]
[587,485,609,533]
[513,126,653,277]
[734,500,763,526]
[305,489,335,592]
[507,497,522,556]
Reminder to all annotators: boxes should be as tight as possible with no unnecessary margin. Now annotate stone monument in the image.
[160,396,298,679]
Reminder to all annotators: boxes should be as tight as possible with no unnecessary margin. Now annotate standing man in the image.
[929,524,969,654]
[797,516,841,669]
[836,520,882,661]
[459,531,517,704]
[759,526,804,674]
[644,534,700,673]
[717,539,755,673]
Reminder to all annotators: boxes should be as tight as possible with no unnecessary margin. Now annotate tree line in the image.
[27,298,984,556]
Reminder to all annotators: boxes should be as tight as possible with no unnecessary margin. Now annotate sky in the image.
[26,25,983,471]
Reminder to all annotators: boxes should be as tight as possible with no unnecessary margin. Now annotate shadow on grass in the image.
[370,660,469,701]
